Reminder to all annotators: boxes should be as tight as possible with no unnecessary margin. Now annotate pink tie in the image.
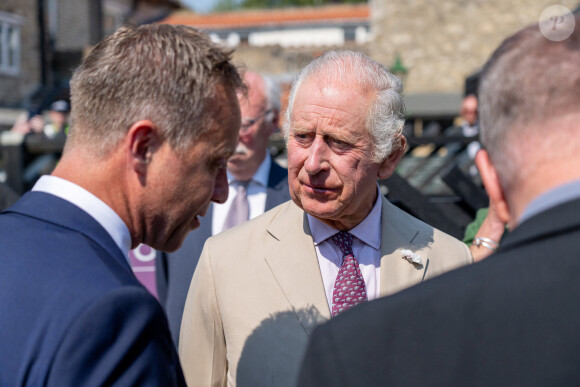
[331,232,367,317]
[223,181,249,231]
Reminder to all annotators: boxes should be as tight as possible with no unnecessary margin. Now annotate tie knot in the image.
[331,232,354,256]
[236,181,249,193]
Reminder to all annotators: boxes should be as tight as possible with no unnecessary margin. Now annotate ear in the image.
[127,120,162,176]
[475,149,511,225]
[377,135,407,179]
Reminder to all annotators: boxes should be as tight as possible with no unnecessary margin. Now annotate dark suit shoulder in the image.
[268,159,288,186]
[0,207,183,386]
[265,159,291,209]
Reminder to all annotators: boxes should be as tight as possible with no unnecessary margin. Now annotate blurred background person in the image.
[42,100,70,138]
[7,100,70,190]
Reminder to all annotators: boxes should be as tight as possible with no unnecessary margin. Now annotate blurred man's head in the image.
[228,71,281,182]
[460,94,478,126]
[282,51,406,230]
[477,12,580,228]
[60,24,244,251]
[48,100,69,129]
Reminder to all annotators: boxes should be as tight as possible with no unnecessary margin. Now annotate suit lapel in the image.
[379,196,427,297]
[264,202,331,336]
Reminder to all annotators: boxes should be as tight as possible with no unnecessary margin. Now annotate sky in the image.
[181,0,221,14]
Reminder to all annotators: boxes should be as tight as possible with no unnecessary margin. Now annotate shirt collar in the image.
[519,179,580,225]
[308,184,382,250]
[32,176,132,260]
[227,150,271,187]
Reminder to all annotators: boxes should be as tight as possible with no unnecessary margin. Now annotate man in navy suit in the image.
[298,12,580,386]
[156,71,291,345]
[0,24,243,386]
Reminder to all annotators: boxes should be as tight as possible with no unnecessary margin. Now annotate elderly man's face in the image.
[461,95,478,126]
[287,78,389,230]
[228,73,276,182]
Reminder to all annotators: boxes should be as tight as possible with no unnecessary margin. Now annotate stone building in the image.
[0,0,181,113]
[162,4,371,86]
[0,0,41,110]
[371,0,580,121]
[161,3,371,121]
[164,1,579,126]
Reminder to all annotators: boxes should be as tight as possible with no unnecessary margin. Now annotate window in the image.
[0,12,23,76]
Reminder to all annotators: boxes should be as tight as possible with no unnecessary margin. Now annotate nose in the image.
[237,127,252,143]
[211,167,229,204]
[303,136,329,175]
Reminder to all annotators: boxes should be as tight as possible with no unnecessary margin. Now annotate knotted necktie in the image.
[331,232,367,317]
[222,181,250,231]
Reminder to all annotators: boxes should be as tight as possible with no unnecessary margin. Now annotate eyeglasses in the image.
[240,109,273,133]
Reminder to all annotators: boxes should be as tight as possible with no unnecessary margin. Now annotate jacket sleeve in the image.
[47,287,185,387]
[179,242,227,386]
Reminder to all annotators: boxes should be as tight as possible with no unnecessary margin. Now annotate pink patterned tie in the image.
[331,232,367,317]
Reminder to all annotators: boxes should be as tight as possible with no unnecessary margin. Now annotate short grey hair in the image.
[282,50,405,162]
[68,24,244,157]
[262,75,281,112]
[479,12,580,191]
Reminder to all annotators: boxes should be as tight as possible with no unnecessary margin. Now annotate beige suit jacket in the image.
[180,197,472,387]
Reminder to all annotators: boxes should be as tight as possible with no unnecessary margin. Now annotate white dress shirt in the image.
[307,186,383,309]
[212,152,271,235]
[32,175,132,262]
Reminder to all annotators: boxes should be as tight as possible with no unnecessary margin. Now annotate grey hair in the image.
[282,50,405,162]
[261,75,281,112]
[67,24,244,157]
[479,12,580,191]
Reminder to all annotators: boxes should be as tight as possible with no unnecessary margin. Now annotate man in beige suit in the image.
[180,51,472,386]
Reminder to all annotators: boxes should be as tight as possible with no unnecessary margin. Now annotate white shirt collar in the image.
[32,176,132,260]
[308,184,382,250]
[227,150,271,187]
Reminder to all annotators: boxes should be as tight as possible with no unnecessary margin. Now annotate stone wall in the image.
[54,0,92,51]
[0,0,101,108]
[371,0,579,95]
[231,42,370,79]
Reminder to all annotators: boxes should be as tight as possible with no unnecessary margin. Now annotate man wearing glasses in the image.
[156,71,291,346]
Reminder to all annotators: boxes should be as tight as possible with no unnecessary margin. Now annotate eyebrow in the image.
[290,125,359,144]
[289,125,312,135]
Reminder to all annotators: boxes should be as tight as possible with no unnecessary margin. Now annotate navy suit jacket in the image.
[156,159,291,345]
[0,192,185,386]
[299,198,580,386]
